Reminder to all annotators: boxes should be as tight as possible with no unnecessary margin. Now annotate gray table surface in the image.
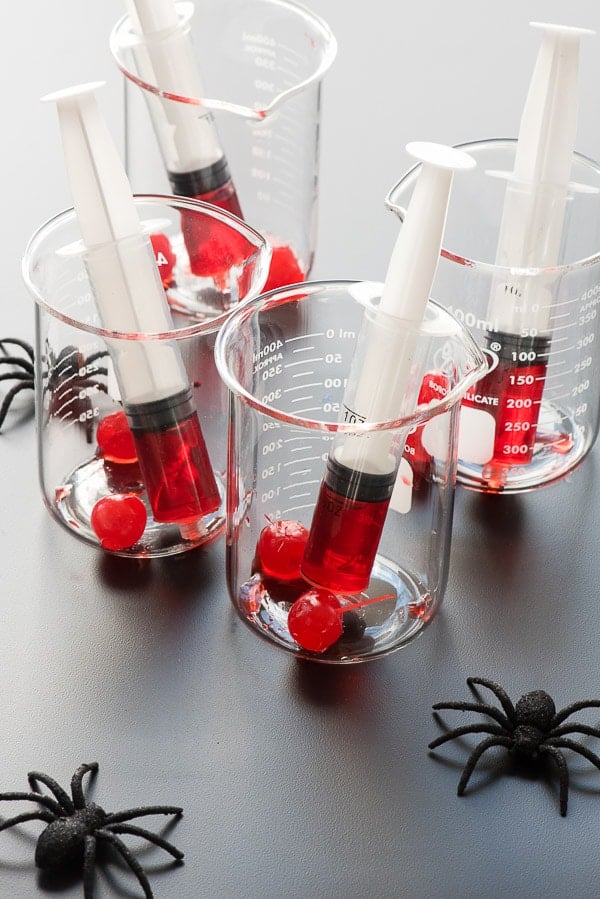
[3,1,600,896]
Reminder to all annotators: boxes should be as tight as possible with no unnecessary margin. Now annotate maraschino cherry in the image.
[256,519,309,582]
[91,494,147,551]
[96,410,137,464]
[288,589,395,653]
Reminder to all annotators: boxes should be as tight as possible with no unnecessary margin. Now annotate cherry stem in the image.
[336,593,395,615]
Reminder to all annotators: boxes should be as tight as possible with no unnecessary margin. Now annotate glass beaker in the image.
[386,139,600,494]
[214,281,486,663]
[110,0,337,309]
[23,196,269,557]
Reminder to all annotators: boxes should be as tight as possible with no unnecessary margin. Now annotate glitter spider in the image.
[0,761,184,898]
[428,676,600,816]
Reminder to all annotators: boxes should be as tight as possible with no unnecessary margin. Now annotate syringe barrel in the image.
[84,236,190,405]
[332,304,420,475]
[128,20,225,174]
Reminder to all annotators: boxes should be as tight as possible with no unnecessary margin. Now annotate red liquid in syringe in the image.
[128,388,220,525]
[171,159,305,290]
[301,457,396,594]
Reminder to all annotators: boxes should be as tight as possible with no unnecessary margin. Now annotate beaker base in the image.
[48,456,225,557]
[457,401,592,494]
[234,554,436,664]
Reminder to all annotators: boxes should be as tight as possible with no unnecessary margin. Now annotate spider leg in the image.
[0,791,61,815]
[545,737,600,772]
[0,372,33,382]
[466,677,516,721]
[104,823,184,860]
[96,830,153,899]
[104,806,183,826]
[0,339,34,362]
[539,745,569,816]
[28,772,74,814]
[549,723,600,740]
[0,383,34,431]
[428,723,505,750]
[0,357,34,374]
[551,700,600,728]
[71,762,99,810]
[456,735,513,796]
[432,700,510,729]
[84,350,109,366]
[83,835,96,899]
[0,809,54,831]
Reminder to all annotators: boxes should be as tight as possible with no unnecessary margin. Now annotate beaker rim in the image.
[22,195,270,340]
[385,137,600,276]
[214,279,488,433]
[110,0,338,121]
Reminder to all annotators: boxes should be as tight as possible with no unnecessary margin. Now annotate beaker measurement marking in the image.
[287,492,312,501]
[283,503,313,515]
[285,357,323,367]
[287,333,325,343]
[294,406,323,415]
[282,480,320,491]
[273,198,301,214]
[284,383,322,394]
[292,370,315,378]
[549,321,577,333]
[281,54,302,68]
[282,466,312,476]
[277,42,306,60]
[287,454,321,464]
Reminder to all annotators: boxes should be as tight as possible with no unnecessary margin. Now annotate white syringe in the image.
[301,142,475,594]
[43,82,220,535]
[124,0,243,217]
[469,23,594,483]
[488,22,593,334]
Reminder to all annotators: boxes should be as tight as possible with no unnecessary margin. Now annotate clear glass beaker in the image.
[386,139,600,494]
[110,0,337,309]
[23,196,269,557]
[214,281,486,663]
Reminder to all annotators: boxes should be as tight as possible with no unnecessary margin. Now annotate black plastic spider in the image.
[0,338,109,442]
[0,761,184,898]
[0,338,34,430]
[428,676,600,815]
[44,344,109,443]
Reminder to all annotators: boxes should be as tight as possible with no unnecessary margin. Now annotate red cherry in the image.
[96,410,138,464]
[257,519,309,582]
[182,217,253,290]
[262,244,305,292]
[150,232,177,287]
[90,494,147,551]
[288,589,343,652]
